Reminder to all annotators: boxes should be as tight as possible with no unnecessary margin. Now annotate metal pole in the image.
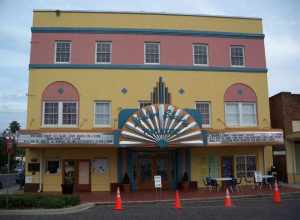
[6,138,10,209]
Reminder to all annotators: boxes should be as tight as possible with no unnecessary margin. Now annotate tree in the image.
[9,121,20,135]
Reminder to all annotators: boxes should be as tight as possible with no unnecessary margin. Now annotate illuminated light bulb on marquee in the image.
[120,104,204,147]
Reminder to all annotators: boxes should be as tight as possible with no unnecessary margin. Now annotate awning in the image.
[286,132,300,141]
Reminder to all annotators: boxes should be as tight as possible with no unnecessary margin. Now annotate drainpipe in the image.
[38,150,43,192]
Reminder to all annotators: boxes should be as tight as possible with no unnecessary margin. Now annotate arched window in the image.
[224,83,257,127]
[42,81,79,127]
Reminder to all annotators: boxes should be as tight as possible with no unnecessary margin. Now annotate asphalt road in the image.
[2,196,300,220]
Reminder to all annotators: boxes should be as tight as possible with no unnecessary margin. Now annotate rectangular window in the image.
[95,102,111,127]
[230,46,245,66]
[96,42,112,64]
[46,160,60,174]
[44,102,59,125]
[43,102,78,127]
[55,41,71,63]
[196,102,211,127]
[139,101,152,108]
[236,155,256,177]
[144,42,160,64]
[62,103,77,125]
[193,44,208,65]
[225,102,257,127]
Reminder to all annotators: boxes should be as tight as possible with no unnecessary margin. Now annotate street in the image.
[1,196,300,220]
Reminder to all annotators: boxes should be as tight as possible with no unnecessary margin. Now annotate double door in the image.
[136,153,171,190]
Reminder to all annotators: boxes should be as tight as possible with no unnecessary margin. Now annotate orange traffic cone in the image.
[174,190,182,209]
[273,181,281,204]
[224,188,233,208]
[113,187,123,211]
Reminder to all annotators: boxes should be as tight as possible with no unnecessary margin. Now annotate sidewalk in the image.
[80,185,300,204]
[0,184,22,195]
[280,183,300,189]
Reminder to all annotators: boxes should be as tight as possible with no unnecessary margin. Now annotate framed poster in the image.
[92,159,108,175]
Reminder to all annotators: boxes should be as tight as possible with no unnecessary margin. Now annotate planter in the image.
[123,184,131,192]
[61,183,74,194]
[182,181,189,192]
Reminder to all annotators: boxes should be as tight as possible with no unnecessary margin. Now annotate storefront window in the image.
[236,155,256,177]
[46,160,60,174]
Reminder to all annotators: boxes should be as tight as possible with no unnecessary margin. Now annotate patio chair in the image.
[223,179,234,192]
[264,176,275,190]
[232,177,242,192]
[203,177,218,192]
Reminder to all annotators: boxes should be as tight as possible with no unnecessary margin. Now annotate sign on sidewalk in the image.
[154,175,162,188]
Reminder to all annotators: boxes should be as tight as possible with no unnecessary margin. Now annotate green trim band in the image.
[31,27,264,39]
[29,64,268,73]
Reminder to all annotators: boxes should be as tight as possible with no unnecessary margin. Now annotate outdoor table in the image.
[213,177,232,181]
[212,177,233,191]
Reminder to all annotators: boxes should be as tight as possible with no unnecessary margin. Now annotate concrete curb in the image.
[1,192,300,215]
[0,202,95,216]
[94,191,300,205]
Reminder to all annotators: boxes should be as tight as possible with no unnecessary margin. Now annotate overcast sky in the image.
[0,0,299,131]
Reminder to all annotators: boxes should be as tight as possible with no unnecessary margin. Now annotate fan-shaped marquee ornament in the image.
[119,104,205,147]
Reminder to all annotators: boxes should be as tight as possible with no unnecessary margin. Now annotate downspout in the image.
[38,150,43,192]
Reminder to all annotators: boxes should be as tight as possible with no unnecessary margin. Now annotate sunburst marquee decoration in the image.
[119,104,204,147]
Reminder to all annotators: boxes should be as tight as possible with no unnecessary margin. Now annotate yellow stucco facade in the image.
[20,11,282,193]
[26,69,270,130]
[32,11,263,34]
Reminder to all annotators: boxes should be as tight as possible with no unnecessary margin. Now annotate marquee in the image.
[119,104,206,147]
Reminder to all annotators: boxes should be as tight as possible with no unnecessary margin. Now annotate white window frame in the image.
[193,44,209,66]
[235,155,256,178]
[54,41,72,64]
[224,102,257,127]
[144,42,160,64]
[94,101,112,127]
[45,159,61,175]
[195,101,211,128]
[95,41,112,64]
[230,46,245,67]
[42,101,78,128]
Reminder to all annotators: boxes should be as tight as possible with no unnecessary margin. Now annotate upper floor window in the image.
[230,46,245,67]
[225,102,256,127]
[196,102,211,127]
[55,41,71,64]
[42,81,79,128]
[144,42,160,64]
[193,44,208,65]
[96,42,112,64]
[43,101,78,127]
[94,101,111,127]
[139,100,152,108]
[224,83,257,127]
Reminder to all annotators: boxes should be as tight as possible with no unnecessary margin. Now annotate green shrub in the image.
[0,194,80,209]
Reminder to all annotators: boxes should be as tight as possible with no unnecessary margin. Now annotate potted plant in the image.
[62,161,75,194]
[181,171,189,192]
[62,175,74,194]
[122,172,130,192]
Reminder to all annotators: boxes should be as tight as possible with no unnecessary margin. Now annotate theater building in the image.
[18,10,283,192]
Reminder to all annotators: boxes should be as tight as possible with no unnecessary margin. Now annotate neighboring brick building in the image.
[270,92,300,183]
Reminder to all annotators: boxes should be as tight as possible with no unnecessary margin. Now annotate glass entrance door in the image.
[135,152,171,190]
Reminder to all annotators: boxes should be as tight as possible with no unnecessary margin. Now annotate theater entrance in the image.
[134,151,173,190]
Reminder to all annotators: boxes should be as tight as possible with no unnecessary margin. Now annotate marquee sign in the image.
[207,131,284,145]
[120,104,204,147]
[17,132,114,145]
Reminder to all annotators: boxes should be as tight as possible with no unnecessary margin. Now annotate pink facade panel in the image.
[42,81,79,101]
[224,83,257,102]
[30,33,266,68]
